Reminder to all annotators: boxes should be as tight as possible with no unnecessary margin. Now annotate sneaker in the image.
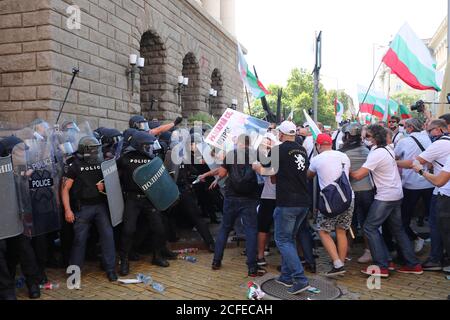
[357,249,373,264]
[361,266,389,278]
[257,257,267,266]
[287,282,311,295]
[414,238,425,253]
[248,267,267,277]
[397,265,424,275]
[422,259,442,271]
[388,262,397,271]
[275,277,293,288]
[443,266,450,273]
[325,266,346,277]
[264,247,271,257]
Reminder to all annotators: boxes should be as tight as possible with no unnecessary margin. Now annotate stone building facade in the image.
[0,0,243,131]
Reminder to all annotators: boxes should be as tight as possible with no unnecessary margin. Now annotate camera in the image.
[411,100,425,113]
[308,108,314,116]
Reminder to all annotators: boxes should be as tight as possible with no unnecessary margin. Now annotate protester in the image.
[308,134,353,276]
[351,125,423,277]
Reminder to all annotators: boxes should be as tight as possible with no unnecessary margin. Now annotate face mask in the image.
[398,126,405,134]
[363,139,373,148]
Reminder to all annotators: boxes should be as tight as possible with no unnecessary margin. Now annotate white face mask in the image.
[363,139,373,148]
[399,126,405,134]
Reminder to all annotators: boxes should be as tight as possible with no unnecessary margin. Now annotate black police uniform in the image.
[64,157,116,276]
[174,160,215,251]
[117,150,169,270]
[0,240,15,300]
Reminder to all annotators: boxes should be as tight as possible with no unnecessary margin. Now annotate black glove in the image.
[174,117,183,126]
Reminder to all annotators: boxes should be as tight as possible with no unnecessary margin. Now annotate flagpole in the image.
[357,60,384,118]
[245,85,252,116]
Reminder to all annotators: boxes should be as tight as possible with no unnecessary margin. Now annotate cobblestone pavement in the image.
[16,241,449,300]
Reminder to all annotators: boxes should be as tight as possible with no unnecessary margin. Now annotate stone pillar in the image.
[202,0,221,22]
[220,0,235,36]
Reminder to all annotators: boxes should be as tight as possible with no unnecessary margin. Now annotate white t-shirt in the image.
[444,156,450,173]
[394,132,434,190]
[309,150,353,198]
[363,146,403,201]
[260,176,276,200]
[419,138,450,196]
[303,136,316,160]
[332,130,344,150]
[392,130,404,147]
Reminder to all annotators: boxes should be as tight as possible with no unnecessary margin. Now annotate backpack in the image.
[228,163,257,195]
[318,163,353,218]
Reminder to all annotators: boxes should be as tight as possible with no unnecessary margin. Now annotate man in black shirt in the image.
[61,136,117,282]
[117,131,175,276]
[254,121,311,294]
[199,134,262,277]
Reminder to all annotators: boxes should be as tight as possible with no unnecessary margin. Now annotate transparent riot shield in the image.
[0,155,24,240]
[12,138,61,237]
[101,159,124,227]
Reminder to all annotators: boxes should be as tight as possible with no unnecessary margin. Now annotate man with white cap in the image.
[254,121,311,294]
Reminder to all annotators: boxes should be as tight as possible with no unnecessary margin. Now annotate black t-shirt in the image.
[221,149,259,199]
[64,158,105,205]
[270,141,310,207]
[117,151,152,194]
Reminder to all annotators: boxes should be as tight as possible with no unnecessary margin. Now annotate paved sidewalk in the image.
[16,243,449,300]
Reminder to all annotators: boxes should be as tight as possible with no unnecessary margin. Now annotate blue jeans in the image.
[214,197,258,270]
[364,200,419,269]
[428,195,443,263]
[70,203,116,272]
[274,207,309,287]
[296,218,315,266]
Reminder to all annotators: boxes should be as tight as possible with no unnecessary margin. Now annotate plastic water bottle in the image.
[179,255,197,263]
[152,282,165,293]
[15,276,25,289]
[136,273,152,285]
[40,282,59,290]
[174,248,198,254]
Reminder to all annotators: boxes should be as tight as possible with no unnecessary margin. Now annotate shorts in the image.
[317,199,354,233]
[257,199,276,233]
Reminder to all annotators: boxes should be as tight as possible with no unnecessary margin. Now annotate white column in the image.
[220,0,235,35]
[202,0,221,22]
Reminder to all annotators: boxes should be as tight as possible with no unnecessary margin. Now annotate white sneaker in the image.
[357,249,372,264]
[414,238,425,253]
[443,266,450,273]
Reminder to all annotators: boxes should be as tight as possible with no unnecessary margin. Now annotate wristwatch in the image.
[418,169,424,176]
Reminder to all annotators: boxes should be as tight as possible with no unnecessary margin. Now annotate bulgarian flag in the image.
[364,115,372,125]
[303,109,322,140]
[357,85,388,118]
[237,44,270,99]
[382,23,441,92]
[335,98,344,123]
[399,104,412,119]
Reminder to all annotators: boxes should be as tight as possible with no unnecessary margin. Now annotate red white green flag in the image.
[399,105,412,119]
[335,98,344,123]
[382,23,441,92]
[237,44,270,99]
[357,85,401,119]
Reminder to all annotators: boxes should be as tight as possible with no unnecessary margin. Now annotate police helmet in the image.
[61,121,80,133]
[129,115,149,131]
[342,123,362,137]
[0,136,24,157]
[130,131,157,158]
[77,136,103,164]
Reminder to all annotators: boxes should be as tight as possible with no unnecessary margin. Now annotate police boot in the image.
[27,282,41,299]
[119,256,129,276]
[161,247,178,260]
[152,252,170,268]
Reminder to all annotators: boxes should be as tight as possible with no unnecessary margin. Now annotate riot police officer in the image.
[117,131,176,275]
[94,127,123,160]
[129,115,183,136]
[1,136,42,299]
[61,136,117,281]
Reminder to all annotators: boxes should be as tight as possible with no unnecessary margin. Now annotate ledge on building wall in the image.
[185,0,240,47]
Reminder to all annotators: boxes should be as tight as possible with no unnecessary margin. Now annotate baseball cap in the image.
[278,121,297,136]
[316,133,332,145]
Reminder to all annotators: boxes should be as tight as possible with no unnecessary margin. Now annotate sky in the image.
[235,0,447,100]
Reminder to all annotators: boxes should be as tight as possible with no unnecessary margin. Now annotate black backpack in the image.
[318,163,353,218]
[228,163,257,195]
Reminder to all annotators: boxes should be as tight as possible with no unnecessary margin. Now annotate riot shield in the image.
[0,155,24,240]
[101,159,124,227]
[12,139,61,237]
[132,157,180,212]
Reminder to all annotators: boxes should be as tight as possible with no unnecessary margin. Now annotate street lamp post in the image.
[175,76,189,112]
